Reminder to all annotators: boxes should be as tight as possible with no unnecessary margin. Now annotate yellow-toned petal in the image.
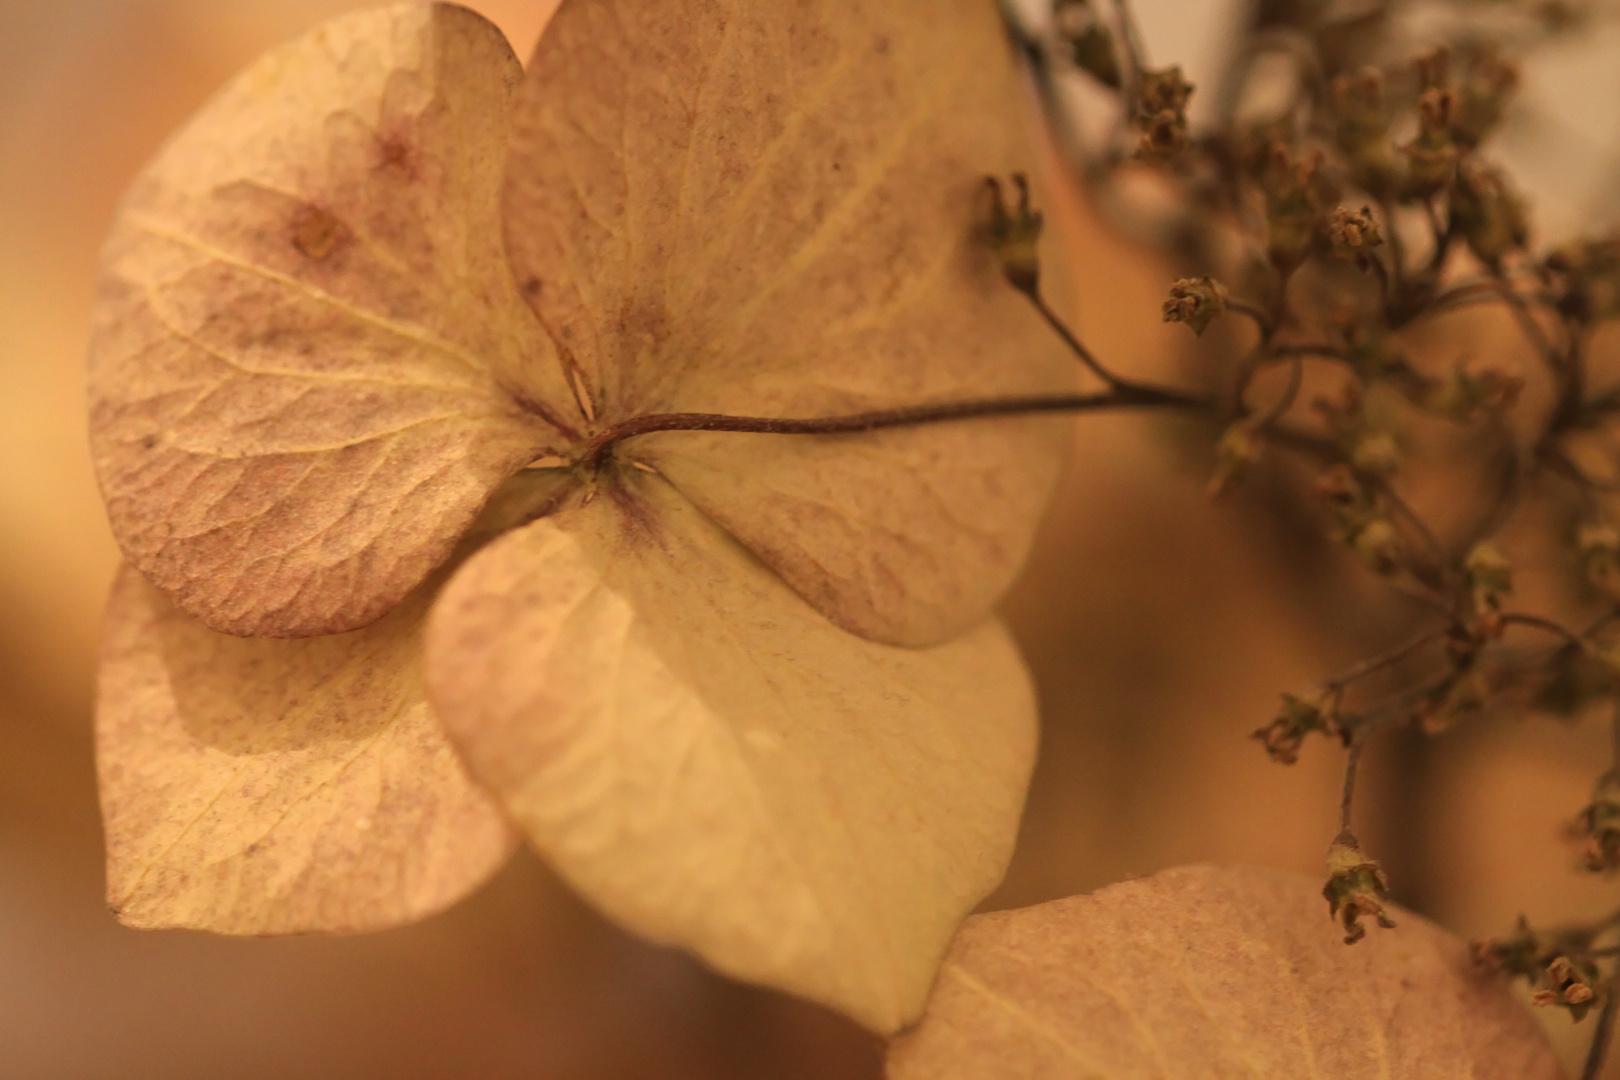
[89,4,573,638]
[888,865,1563,1080]
[504,0,1072,645]
[424,473,1037,1032]
[97,564,517,933]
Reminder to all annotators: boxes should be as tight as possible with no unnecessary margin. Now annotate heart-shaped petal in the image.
[503,0,1074,646]
[89,4,568,638]
[424,472,1038,1032]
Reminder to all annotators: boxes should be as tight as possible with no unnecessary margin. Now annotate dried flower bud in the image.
[1324,832,1397,945]
[1208,424,1264,497]
[1427,360,1524,420]
[1452,160,1531,267]
[1253,691,1340,764]
[1401,89,1460,197]
[1350,518,1402,575]
[1416,47,1451,92]
[1054,1,1123,90]
[1464,540,1513,628]
[1263,146,1333,269]
[1454,45,1520,149]
[984,174,1043,295]
[1471,916,1541,978]
[1134,67,1194,162]
[1348,430,1400,476]
[1579,519,1620,595]
[1162,276,1228,335]
[1137,109,1188,159]
[1329,205,1383,263]
[1138,65,1194,116]
[1547,235,1620,322]
[1415,671,1487,735]
[1313,464,1363,506]
[1571,772,1620,874]
[1532,955,1600,1020]
[1331,69,1399,195]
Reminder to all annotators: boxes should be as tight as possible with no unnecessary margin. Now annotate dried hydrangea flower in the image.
[86,0,1073,1031]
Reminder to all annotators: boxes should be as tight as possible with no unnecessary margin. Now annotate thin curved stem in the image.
[1022,287,1129,388]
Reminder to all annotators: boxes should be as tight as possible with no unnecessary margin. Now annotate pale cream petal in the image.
[89,3,574,638]
[887,865,1564,1080]
[504,0,1073,645]
[98,563,518,934]
[424,472,1038,1032]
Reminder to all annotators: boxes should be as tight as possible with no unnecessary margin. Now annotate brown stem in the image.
[1340,736,1366,833]
[1496,275,1563,377]
[1581,984,1620,1080]
[1021,286,1129,388]
[580,384,1212,468]
[1325,629,1448,693]
[1228,298,1277,339]
[1501,612,1592,653]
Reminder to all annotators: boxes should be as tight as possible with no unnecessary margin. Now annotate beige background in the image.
[0,1,1613,1076]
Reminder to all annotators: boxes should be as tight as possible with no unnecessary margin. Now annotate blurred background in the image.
[1,0,1617,1076]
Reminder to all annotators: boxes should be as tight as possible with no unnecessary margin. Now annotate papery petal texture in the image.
[503,0,1074,646]
[887,865,1564,1080]
[88,3,569,638]
[97,564,518,934]
[424,474,1039,1033]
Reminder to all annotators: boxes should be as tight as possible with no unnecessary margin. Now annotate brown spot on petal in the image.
[288,203,348,262]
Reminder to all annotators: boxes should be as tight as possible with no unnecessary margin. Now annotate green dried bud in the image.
[1209,423,1263,496]
[1452,160,1531,267]
[1350,517,1402,575]
[984,174,1043,294]
[1572,772,1620,874]
[1465,540,1513,601]
[1453,45,1520,149]
[1547,235,1620,321]
[1134,67,1194,162]
[1138,65,1194,116]
[1312,464,1363,507]
[1137,109,1188,160]
[1416,671,1488,735]
[1471,917,1542,978]
[1162,277,1228,335]
[1331,70,1400,196]
[1415,47,1451,93]
[1262,146,1334,268]
[1401,89,1460,198]
[1053,1,1123,90]
[1349,430,1400,476]
[1252,691,1340,764]
[1426,360,1524,421]
[1579,519,1620,595]
[1324,832,1397,944]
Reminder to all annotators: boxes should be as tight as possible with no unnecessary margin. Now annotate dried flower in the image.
[1055,0,1122,88]
[1324,832,1397,944]
[1451,160,1531,267]
[1571,773,1620,874]
[1253,691,1341,764]
[1209,423,1264,496]
[1328,205,1383,265]
[985,174,1044,295]
[1532,956,1600,1020]
[1162,276,1228,335]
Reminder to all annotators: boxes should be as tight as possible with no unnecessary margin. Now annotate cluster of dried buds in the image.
[1474,916,1607,1022]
